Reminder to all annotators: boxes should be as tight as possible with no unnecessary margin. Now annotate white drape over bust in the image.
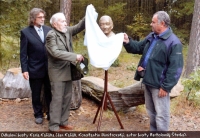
[84,4,124,70]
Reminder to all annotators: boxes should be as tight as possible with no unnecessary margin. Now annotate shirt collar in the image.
[153,27,169,39]
[34,26,43,31]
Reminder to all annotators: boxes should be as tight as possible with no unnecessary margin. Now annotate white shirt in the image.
[34,26,44,42]
[84,4,124,70]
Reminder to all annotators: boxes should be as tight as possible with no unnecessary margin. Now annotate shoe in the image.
[35,118,43,124]
[59,125,73,130]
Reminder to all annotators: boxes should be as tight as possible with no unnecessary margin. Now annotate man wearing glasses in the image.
[20,8,52,124]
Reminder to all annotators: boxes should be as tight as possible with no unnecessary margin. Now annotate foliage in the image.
[0,0,59,71]
[171,24,191,46]
[0,0,195,73]
[169,0,194,44]
[126,63,137,71]
[126,13,150,40]
[0,35,20,72]
[170,1,194,18]
[182,68,200,107]
[103,2,126,32]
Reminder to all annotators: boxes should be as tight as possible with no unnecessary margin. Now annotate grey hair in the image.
[50,12,65,27]
[99,15,114,27]
[29,8,45,26]
[154,11,170,27]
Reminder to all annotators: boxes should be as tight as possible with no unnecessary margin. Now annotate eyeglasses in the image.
[36,16,45,19]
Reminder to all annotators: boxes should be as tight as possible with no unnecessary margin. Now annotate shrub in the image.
[182,68,200,107]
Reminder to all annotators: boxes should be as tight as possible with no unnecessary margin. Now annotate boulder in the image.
[0,68,82,109]
[0,68,31,98]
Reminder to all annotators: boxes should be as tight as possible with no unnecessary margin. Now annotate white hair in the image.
[50,12,65,26]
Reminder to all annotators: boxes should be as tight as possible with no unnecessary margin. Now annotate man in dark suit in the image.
[45,12,85,132]
[20,8,52,124]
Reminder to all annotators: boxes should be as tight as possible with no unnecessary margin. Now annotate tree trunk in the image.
[184,0,200,77]
[81,76,183,112]
[60,0,72,25]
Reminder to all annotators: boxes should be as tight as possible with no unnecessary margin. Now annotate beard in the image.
[60,27,67,33]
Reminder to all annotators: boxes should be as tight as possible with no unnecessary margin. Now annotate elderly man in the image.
[45,12,85,132]
[20,8,52,124]
[99,15,115,37]
[123,11,183,131]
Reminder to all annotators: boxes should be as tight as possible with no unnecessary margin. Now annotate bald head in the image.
[99,15,115,37]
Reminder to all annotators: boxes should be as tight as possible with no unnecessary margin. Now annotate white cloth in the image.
[84,4,124,70]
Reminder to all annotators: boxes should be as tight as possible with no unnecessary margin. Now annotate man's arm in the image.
[45,31,83,62]
[70,17,85,36]
[20,30,29,80]
[123,33,147,54]
[161,43,183,92]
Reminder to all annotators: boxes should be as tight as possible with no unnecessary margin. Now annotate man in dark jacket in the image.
[20,8,52,124]
[123,11,183,131]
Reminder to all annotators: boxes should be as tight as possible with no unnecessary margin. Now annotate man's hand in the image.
[123,33,129,44]
[23,72,29,80]
[76,54,84,62]
[159,88,168,97]
[137,66,145,71]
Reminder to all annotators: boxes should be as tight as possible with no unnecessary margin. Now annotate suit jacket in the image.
[45,18,85,82]
[20,25,52,79]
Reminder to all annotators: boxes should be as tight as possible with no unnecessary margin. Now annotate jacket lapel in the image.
[29,26,42,42]
[55,31,67,46]
[64,33,72,52]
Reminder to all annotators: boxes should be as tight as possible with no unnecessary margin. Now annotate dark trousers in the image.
[29,74,52,118]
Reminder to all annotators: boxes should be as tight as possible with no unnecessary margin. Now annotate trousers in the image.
[29,74,51,118]
[144,85,170,131]
[49,81,72,131]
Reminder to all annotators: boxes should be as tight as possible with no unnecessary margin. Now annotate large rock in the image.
[170,81,184,97]
[0,68,82,109]
[81,76,183,111]
[0,68,31,98]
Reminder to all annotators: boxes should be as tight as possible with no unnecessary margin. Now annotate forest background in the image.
[0,0,194,71]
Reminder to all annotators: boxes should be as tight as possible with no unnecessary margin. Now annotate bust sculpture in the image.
[99,15,115,37]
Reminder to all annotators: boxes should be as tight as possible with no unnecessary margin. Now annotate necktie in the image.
[38,28,44,42]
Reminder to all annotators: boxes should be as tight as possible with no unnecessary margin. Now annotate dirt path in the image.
[0,96,200,132]
[0,97,148,131]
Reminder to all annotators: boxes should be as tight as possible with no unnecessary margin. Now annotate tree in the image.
[60,0,72,25]
[184,0,200,77]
